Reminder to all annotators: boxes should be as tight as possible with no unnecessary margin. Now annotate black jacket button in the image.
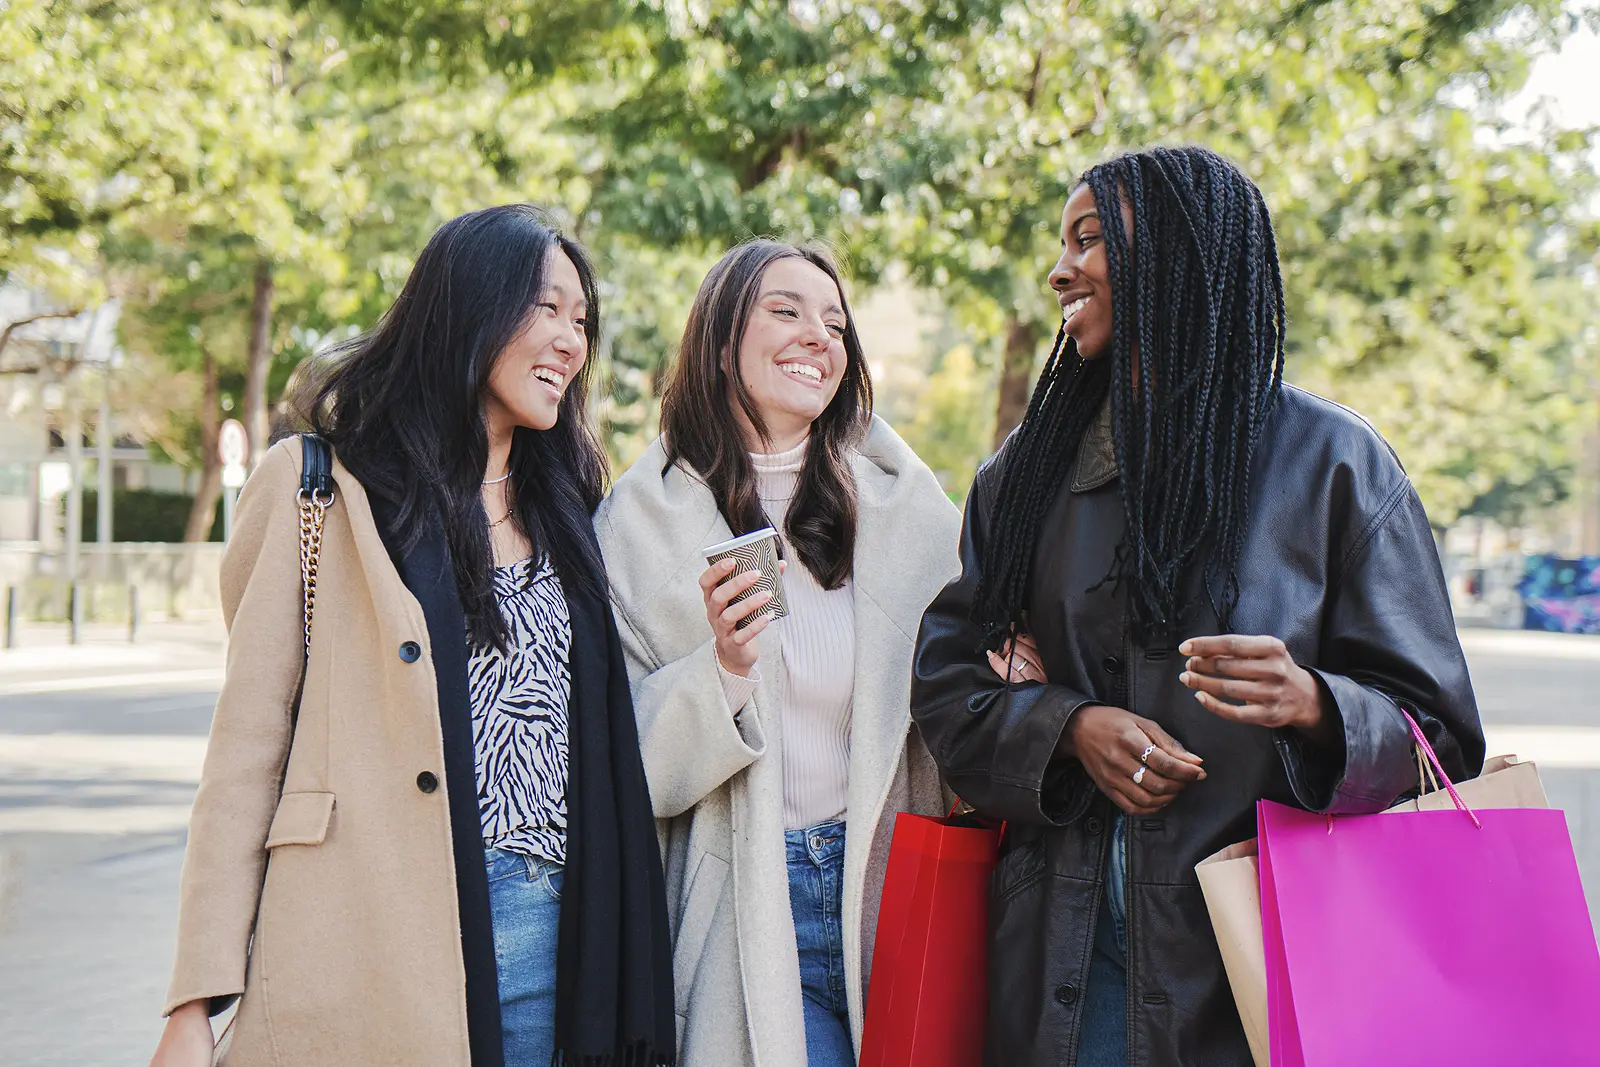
[399,641,422,663]
[1102,655,1123,675]
[416,771,439,793]
[1055,984,1079,1006]
[1085,817,1105,835]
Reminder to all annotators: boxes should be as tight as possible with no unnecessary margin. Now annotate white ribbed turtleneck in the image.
[717,438,855,830]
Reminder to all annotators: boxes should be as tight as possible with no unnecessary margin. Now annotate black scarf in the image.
[371,494,676,1066]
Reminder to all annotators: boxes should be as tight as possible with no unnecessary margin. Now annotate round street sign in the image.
[219,419,249,468]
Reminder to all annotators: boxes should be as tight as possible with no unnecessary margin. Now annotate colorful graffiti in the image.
[1519,555,1600,634]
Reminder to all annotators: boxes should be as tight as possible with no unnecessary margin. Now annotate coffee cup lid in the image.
[702,527,780,557]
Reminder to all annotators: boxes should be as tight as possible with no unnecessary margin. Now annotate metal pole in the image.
[223,485,237,542]
[68,582,80,645]
[4,586,15,650]
[64,397,83,584]
[64,302,110,587]
[128,584,139,643]
[97,366,113,559]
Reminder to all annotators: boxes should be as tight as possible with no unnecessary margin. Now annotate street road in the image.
[0,623,1597,1065]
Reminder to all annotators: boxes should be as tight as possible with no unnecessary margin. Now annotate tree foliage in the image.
[3,0,1597,533]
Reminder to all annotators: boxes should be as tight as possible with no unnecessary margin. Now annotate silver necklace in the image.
[483,472,511,485]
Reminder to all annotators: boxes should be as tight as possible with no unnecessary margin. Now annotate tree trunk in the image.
[992,314,1045,449]
[243,259,275,469]
[183,346,223,543]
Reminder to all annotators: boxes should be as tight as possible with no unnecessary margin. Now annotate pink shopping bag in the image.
[1258,714,1600,1066]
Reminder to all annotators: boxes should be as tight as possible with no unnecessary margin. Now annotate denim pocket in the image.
[540,863,564,902]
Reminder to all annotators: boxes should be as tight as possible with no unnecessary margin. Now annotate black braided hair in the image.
[972,145,1286,648]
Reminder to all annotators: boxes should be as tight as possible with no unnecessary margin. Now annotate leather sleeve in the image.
[1278,481,1485,813]
[910,462,1099,826]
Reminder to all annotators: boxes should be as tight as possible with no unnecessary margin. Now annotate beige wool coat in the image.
[594,416,962,1066]
[165,439,475,1066]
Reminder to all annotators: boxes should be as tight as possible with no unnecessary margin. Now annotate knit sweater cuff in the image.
[715,653,762,719]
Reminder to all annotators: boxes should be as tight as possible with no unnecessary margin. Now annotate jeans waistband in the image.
[785,818,846,864]
[485,846,563,880]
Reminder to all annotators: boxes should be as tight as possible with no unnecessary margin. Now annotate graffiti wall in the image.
[1519,555,1600,635]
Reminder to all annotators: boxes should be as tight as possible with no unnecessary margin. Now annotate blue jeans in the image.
[486,847,563,1067]
[786,819,854,1067]
[1079,815,1129,1066]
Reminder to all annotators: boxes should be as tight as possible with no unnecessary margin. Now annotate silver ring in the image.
[1139,744,1157,765]
[1132,766,1148,786]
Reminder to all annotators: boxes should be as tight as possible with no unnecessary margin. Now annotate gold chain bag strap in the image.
[212,434,335,1066]
[296,434,335,658]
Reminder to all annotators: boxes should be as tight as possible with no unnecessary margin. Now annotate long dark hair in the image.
[286,204,608,650]
[973,145,1286,646]
[659,239,873,589]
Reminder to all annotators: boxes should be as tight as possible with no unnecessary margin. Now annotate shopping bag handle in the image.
[947,797,1008,844]
[1401,709,1481,829]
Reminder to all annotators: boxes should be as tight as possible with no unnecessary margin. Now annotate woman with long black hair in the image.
[911,146,1484,1065]
[149,205,674,1067]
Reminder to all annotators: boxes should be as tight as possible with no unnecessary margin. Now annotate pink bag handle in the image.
[1401,709,1481,829]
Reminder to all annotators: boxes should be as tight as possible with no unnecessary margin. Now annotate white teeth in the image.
[780,362,823,382]
[533,368,563,388]
[1062,297,1089,322]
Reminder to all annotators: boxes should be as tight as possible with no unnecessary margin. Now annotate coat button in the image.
[416,771,439,793]
[1085,817,1105,835]
[399,640,422,662]
[1055,984,1079,1006]
[1102,655,1123,675]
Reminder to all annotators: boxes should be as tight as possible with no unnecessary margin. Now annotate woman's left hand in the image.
[987,632,1047,684]
[1178,634,1329,732]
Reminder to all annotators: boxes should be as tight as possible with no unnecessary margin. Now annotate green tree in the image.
[11,0,1598,531]
[851,0,1599,523]
[6,0,589,533]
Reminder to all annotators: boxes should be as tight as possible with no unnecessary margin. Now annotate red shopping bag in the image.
[859,810,1001,1067]
[1258,714,1600,1066]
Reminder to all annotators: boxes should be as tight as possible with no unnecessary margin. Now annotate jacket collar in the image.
[1071,397,1119,493]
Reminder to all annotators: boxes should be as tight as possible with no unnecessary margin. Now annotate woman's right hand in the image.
[1060,704,1206,815]
[149,1000,213,1067]
[698,559,782,676]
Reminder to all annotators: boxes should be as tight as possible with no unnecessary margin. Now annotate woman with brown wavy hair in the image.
[595,239,960,1066]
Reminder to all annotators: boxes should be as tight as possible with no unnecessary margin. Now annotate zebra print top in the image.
[468,555,572,864]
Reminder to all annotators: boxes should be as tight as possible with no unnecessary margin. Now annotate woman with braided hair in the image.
[911,145,1483,1065]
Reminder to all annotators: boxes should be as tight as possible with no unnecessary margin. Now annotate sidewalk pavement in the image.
[0,615,226,696]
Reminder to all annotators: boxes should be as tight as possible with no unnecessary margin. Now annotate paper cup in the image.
[702,527,789,630]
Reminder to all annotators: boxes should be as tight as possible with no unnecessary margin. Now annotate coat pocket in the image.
[992,835,1046,904]
[672,851,730,1017]
[264,791,336,848]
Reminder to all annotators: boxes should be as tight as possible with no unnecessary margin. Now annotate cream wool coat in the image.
[594,416,961,1066]
[164,439,474,1066]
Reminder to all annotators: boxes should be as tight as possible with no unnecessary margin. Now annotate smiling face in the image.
[731,256,850,449]
[1048,182,1128,361]
[484,249,588,434]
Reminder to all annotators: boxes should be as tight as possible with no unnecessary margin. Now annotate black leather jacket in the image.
[910,385,1484,1066]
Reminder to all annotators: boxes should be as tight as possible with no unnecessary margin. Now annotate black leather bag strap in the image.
[296,434,335,659]
[300,432,334,500]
